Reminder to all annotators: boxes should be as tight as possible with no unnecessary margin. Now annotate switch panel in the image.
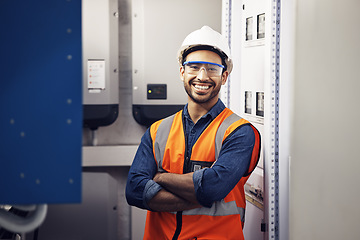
[245,91,253,114]
[256,92,264,117]
[257,13,265,39]
[246,17,254,41]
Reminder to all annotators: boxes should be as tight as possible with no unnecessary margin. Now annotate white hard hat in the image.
[177,26,233,73]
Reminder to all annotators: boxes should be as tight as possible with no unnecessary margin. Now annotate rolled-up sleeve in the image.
[125,128,163,210]
[193,124,255,207]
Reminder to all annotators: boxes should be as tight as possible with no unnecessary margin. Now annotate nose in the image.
[196,67,209,80]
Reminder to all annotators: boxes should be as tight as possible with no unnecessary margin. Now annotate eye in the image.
[207,67,218,72]
[188,64,200,70]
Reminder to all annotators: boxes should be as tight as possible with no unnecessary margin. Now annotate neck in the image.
[187,98,218,123]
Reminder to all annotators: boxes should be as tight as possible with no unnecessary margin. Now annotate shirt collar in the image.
[183,99,226,121]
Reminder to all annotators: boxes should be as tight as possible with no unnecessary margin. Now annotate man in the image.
[126,26,261,240]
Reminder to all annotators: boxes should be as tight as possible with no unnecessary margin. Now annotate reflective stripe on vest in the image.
[215,112,242,160]
[183,199,245,222]
[154,113,176,172]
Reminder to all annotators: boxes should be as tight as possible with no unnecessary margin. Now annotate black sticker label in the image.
[190,160,213,172]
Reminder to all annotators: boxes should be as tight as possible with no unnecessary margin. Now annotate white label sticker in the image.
[87,60,105,90]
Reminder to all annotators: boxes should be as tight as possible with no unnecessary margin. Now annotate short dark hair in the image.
[182,45,227,71]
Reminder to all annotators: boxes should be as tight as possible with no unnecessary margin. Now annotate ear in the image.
[221,71,229,85]
[180,66,185,81]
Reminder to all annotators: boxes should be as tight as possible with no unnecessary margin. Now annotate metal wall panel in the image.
[32,172,118,240]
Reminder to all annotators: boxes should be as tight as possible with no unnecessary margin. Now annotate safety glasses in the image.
[183,61,225,77]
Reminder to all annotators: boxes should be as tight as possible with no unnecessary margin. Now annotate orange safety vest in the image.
[145,108,261,240]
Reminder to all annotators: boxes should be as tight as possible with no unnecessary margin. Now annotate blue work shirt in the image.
[125,99,255,209]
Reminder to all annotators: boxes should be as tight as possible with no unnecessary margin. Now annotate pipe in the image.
[11,205,37,212]
[0,204,47,234]
[91,129,98,146]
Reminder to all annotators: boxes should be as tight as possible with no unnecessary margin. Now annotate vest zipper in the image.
[172,211,183,240]
[172,113,188,239]
[183,112,191,173]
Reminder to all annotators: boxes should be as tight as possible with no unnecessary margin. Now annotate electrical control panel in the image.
[240,2,267,222]
[82,0,119,130]
[131,0,222,127]
[222,1,269,239]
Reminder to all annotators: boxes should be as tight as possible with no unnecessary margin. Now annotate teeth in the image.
[194,85,210,90]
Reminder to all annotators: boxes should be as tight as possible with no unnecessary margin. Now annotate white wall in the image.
[290,0,360,239]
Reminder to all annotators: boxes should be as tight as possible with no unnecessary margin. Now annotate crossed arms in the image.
[125,125,255,212]
[148,172,201,212]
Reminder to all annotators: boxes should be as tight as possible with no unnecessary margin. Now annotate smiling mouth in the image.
[194,84,211,90]
[191,80,214,91]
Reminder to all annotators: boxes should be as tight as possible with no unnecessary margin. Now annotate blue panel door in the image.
[0,0,82,204]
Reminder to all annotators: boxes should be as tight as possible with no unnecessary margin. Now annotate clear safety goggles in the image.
[183,61,225,77]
